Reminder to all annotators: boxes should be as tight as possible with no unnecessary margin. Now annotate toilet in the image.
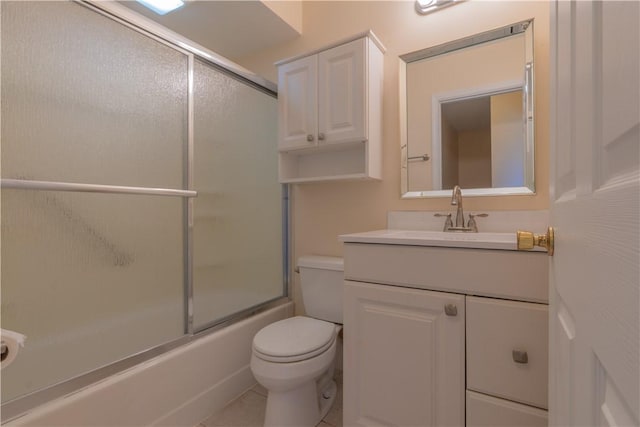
[250,256,344,427]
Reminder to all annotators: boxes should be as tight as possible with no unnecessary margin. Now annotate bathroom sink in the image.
[339,229,536,251]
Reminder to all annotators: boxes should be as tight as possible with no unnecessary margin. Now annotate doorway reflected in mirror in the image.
[440,90,524,190]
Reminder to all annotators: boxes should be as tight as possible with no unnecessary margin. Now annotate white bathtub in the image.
[8,303,293,427]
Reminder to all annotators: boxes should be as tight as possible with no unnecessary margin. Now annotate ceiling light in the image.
[415,0,463,15]
[136,0,185,15]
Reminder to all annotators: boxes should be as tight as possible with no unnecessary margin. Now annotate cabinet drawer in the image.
[466,390,548,427]
[466,296,548,409]
[343,243,548,303]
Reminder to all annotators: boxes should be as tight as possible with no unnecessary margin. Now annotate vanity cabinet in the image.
[276,32,384,183]
[342,239,549,427]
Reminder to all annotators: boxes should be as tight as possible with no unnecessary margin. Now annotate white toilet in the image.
[250,256,344,427]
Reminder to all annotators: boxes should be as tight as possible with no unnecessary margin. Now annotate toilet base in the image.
[319,379,338,420]
[264,379,337,427]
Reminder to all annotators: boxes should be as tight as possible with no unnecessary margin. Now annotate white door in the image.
[318,38,366,145]
[277,55,317,151]
[549,1,639,426]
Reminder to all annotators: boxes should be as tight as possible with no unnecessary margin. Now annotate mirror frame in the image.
[400,19,535,198]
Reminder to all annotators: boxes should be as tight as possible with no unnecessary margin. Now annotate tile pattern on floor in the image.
[200,372,342,427]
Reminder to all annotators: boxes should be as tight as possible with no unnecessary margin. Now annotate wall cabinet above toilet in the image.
[276,31,385,183]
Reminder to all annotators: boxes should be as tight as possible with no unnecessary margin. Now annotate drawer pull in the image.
[512,350,529,364]
[444,304,458,316]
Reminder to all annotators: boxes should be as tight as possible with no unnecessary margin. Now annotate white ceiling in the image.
[118,0,300,61]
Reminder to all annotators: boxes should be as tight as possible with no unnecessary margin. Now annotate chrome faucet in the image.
[434,185,489,232]
[451,185,465,228]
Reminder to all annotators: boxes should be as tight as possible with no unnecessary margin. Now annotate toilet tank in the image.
[298,256,344,324]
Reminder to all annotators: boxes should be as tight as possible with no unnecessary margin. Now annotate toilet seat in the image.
[253,316,337,363]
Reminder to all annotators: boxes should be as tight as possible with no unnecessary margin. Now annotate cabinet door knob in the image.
[318,133,325,141]
[512,349,529,364]
[307,134,315,142]
[444,304,457,316]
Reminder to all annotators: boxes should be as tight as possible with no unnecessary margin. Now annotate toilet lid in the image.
[253,316,336,362]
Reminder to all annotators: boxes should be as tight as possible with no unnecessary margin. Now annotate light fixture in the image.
[415,0,463,15]
[136,0,185,15]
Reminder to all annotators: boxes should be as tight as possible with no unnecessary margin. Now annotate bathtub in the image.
[7,303,293,427]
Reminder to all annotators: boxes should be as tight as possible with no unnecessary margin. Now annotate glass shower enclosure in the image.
[0,1,286,421]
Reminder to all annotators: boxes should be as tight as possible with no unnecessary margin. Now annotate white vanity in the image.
[340,227,549,426]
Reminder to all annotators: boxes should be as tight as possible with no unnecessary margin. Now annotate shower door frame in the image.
[1,1,289,422]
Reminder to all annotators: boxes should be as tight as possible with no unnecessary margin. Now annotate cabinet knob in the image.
[318,133,325,141]
[512,349,529,364]
[306,134,315,142]
[444,304,457,316]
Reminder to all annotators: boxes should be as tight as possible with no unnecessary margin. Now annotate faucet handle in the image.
[434,213,453,231]
[467,213,488,232]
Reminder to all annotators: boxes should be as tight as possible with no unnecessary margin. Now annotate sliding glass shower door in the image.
[192,60,283,329]
[1,0,189,402]
[1,0,284,414]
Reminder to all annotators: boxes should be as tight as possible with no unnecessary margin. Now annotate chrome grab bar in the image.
[1,179,197,198]
[407,154,430,161]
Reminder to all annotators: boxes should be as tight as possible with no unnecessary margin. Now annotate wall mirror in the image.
[400,20,534,198]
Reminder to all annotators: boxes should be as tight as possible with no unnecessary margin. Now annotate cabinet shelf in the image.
[279,141,378,183]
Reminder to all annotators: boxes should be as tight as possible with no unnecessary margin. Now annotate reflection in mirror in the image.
[400,20,534,198]
[440,89,523,190]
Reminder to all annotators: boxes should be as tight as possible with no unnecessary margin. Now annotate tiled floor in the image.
[199,372,343,427]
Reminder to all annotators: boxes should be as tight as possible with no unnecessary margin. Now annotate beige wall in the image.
[261,0,303,34]
[236,1,550,314]
[441,116,458,190]
[491,90,526,187]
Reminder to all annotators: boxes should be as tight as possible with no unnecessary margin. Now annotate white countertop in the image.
[339,229,544,251]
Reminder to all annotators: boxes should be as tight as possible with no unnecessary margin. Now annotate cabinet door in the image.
[277,55,317,151]
[343,280,465,427]
[318,38,366,145]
